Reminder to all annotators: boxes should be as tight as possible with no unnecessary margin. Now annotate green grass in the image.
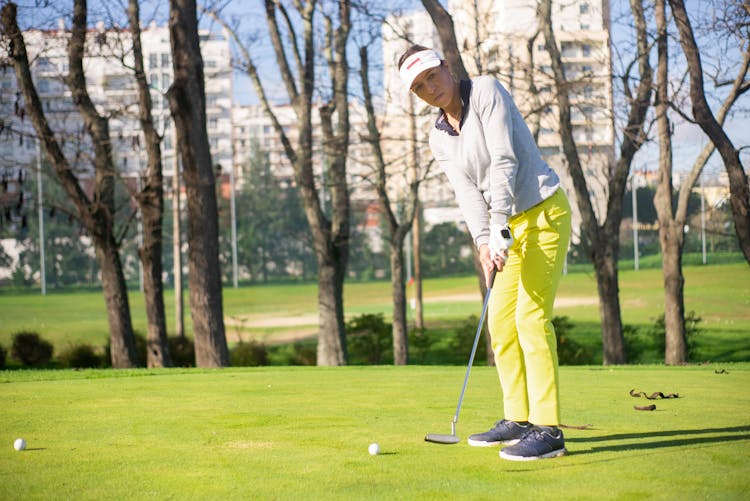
[1,365,749,499]
[1,262,748,363]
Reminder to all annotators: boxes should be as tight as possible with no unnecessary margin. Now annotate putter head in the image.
[424,433,460,444]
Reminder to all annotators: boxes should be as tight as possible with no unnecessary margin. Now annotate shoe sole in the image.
[467,438,521,447]
[499,447,567,461]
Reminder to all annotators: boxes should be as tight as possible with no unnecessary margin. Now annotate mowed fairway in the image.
[1,263,749,354]
[2,365,749,500]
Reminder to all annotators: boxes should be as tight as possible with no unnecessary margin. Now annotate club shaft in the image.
[452,268,496,426]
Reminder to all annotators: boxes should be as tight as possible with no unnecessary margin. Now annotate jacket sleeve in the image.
[472,77,517,228]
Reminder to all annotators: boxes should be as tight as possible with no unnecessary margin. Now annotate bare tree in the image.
[1,0,138,368]
[652,0,685,364]
[539,0,654,364]
[318,0,353,365]
[167,0,229,367]
[654,0,750,364]
[211,1,351,365]
[359,44,423,365]
[667,0,750,265]
[126,0,172,368]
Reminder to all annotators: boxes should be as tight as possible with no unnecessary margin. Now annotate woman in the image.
[399,45,572,461]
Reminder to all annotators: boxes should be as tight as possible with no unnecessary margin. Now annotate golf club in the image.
[425,265,497,444]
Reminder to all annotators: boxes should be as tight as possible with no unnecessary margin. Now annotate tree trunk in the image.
[539,0,652,364]
[668,0,750,265]
[167,0,228,367]
[390,236,408,365]
[660,223,687,364]
[128,0,171,368]
[95,236,138,367]
[420,0,469,80]
[1,1,138,368]
[654,0,687,365]
[316,255,346,366]
[593,248,626,364]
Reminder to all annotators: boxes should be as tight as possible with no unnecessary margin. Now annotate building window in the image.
[161,53,170,68]
[582,44,592,57]
[36,57,55,71]
[149,53,158,70]
[580,3,590,14]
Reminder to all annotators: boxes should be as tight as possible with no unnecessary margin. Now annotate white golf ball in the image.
[368,443,380,455]
[13,438,26,451]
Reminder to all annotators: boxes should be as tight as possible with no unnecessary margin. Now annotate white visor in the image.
[399,50,442,89]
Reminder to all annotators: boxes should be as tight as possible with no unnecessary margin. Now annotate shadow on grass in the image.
[566,425,750,455]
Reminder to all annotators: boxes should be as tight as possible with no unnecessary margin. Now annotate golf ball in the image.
[14,438,26,451]
[368,443,380,455]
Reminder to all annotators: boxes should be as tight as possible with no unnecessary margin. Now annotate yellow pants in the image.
[487,188,571,426]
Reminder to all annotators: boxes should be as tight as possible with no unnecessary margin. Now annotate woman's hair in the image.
[397,44,432,70]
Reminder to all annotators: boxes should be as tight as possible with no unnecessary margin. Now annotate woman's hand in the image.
[479,244,504,286]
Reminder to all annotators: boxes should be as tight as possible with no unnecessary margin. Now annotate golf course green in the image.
[2,365,749,499]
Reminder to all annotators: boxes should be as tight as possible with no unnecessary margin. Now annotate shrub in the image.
[346,313,392,365]
[623,324,648,364]
[553,316,595,365]
[230,340,268,367]
[268,341,317,366]
[447,315,488,364]
[408,327,433,364]
[58,344,101,369]
[11,331,54,367]
[168,336,195,367]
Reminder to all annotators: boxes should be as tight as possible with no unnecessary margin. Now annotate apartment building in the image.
[0,22,233,194]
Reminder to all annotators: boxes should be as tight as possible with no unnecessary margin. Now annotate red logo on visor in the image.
[406,58,421,70]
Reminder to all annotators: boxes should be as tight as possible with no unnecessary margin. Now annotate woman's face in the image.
[410,63,455,109]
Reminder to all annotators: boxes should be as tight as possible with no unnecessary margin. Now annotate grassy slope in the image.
[1,365,749,500]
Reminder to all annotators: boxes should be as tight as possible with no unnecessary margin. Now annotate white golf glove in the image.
[489,224,513,261]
